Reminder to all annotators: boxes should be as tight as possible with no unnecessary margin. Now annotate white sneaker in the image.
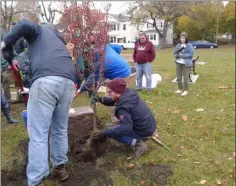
[181,91,188,96]
[175,90,182,94]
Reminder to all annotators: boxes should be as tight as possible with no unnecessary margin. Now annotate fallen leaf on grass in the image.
[148,159,154,165]
[128,163,136,169]
[174,109,181,114]
[182,115,188,121]
[195,108,204,112]
[199,180,207,184]
[216,179,222,185]
[139,180,147,185]
[193,162,200,165]
[218,85,235,89]
[126,157,132,160]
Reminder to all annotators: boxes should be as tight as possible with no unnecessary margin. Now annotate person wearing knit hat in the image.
[173,31,194,96]
[93,78,157,158]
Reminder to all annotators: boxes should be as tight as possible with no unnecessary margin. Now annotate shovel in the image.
[8,58,28,105]
[151,136,174,153]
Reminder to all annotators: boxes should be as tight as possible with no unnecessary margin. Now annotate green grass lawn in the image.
[1,46,235,185]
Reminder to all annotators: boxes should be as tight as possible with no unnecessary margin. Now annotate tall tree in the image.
[0,1,35,31]
[37,1,64,24]
[128,1,195,48]
[176,2,225,42]
[219,2,235,36]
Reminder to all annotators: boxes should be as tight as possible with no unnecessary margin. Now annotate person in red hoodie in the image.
[133,33,156,91]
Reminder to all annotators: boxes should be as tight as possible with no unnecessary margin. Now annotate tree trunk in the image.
[159,21,168,49]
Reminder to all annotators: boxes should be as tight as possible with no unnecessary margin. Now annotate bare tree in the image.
[37,1,65,23]
[128,1,195,49]
[1,1,34,31]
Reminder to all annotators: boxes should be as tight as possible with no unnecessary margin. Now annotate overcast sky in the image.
[93,1,132,14]
[39,1,229,24]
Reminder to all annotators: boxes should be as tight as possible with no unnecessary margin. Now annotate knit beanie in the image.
[107,78,127,94]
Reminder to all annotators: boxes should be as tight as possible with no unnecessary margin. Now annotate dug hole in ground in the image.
[1,106,173,186]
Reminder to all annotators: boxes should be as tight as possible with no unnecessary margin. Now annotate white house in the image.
[107,14,173,47]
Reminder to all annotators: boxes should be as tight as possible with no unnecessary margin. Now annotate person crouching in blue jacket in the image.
[93,78,157,158]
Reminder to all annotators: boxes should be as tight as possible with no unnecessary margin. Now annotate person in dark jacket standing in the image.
[133,32,156,91]
[1,20,77,186]
[93,78,156,158]
[1,28,12,101]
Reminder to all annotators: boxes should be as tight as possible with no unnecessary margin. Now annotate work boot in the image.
[51,164,68,181]
[134,140,148,158]
[1,104,19,124]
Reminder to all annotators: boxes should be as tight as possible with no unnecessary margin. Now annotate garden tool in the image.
[151,136,174,153]
[8,58,28,105]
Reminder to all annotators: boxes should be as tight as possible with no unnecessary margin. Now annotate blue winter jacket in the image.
[173,43,194,67]
[80,44,131,92]
[109,44,122,54]
[100,88,157,138]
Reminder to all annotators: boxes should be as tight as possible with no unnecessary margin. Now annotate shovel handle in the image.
[9,63,28,104]
[151,136,173,153]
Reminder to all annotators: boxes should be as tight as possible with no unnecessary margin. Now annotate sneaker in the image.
[175,90,182,94]
[134,140,148,158]
[181,91,188,96]
[51,164,68,181]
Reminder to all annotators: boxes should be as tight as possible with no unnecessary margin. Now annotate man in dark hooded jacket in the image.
[1,20,77,186]
[93,78,156,158]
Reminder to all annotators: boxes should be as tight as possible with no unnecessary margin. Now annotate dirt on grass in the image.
[1,113,173,186]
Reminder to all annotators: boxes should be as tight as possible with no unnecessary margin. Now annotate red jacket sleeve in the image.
[149,42,156,62]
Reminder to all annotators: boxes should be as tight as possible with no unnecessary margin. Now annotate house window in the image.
[123,37,126,43]
[117,24,120,30]
[161,22,163,28]
[123,24,126,30]
[149,34,156,40]
[110,36,116,43]
[109,25,117,31]
[150,35,154,40]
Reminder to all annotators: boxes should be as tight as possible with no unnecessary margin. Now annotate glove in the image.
[18,87,29,95]
[92,131,106,141]
[94,96,102,103]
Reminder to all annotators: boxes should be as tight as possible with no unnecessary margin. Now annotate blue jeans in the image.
[107,126,147,147]
[1,89,8,107]
[26,76,75,186]
[135,63,152,90]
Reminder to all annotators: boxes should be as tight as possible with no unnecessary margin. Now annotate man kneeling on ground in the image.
[93,78,156,158]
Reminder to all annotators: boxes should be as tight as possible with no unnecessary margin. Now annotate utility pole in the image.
[215,0,220,44]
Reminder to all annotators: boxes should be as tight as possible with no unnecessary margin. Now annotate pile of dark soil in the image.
[2,113,173,186]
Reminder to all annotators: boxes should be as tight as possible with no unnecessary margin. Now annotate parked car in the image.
[112,42,135,50]
[190,40,218,49]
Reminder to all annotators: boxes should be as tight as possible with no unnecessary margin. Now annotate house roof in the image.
[109,14,131,22]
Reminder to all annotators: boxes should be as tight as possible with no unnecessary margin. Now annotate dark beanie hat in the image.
[107,78,127,94]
